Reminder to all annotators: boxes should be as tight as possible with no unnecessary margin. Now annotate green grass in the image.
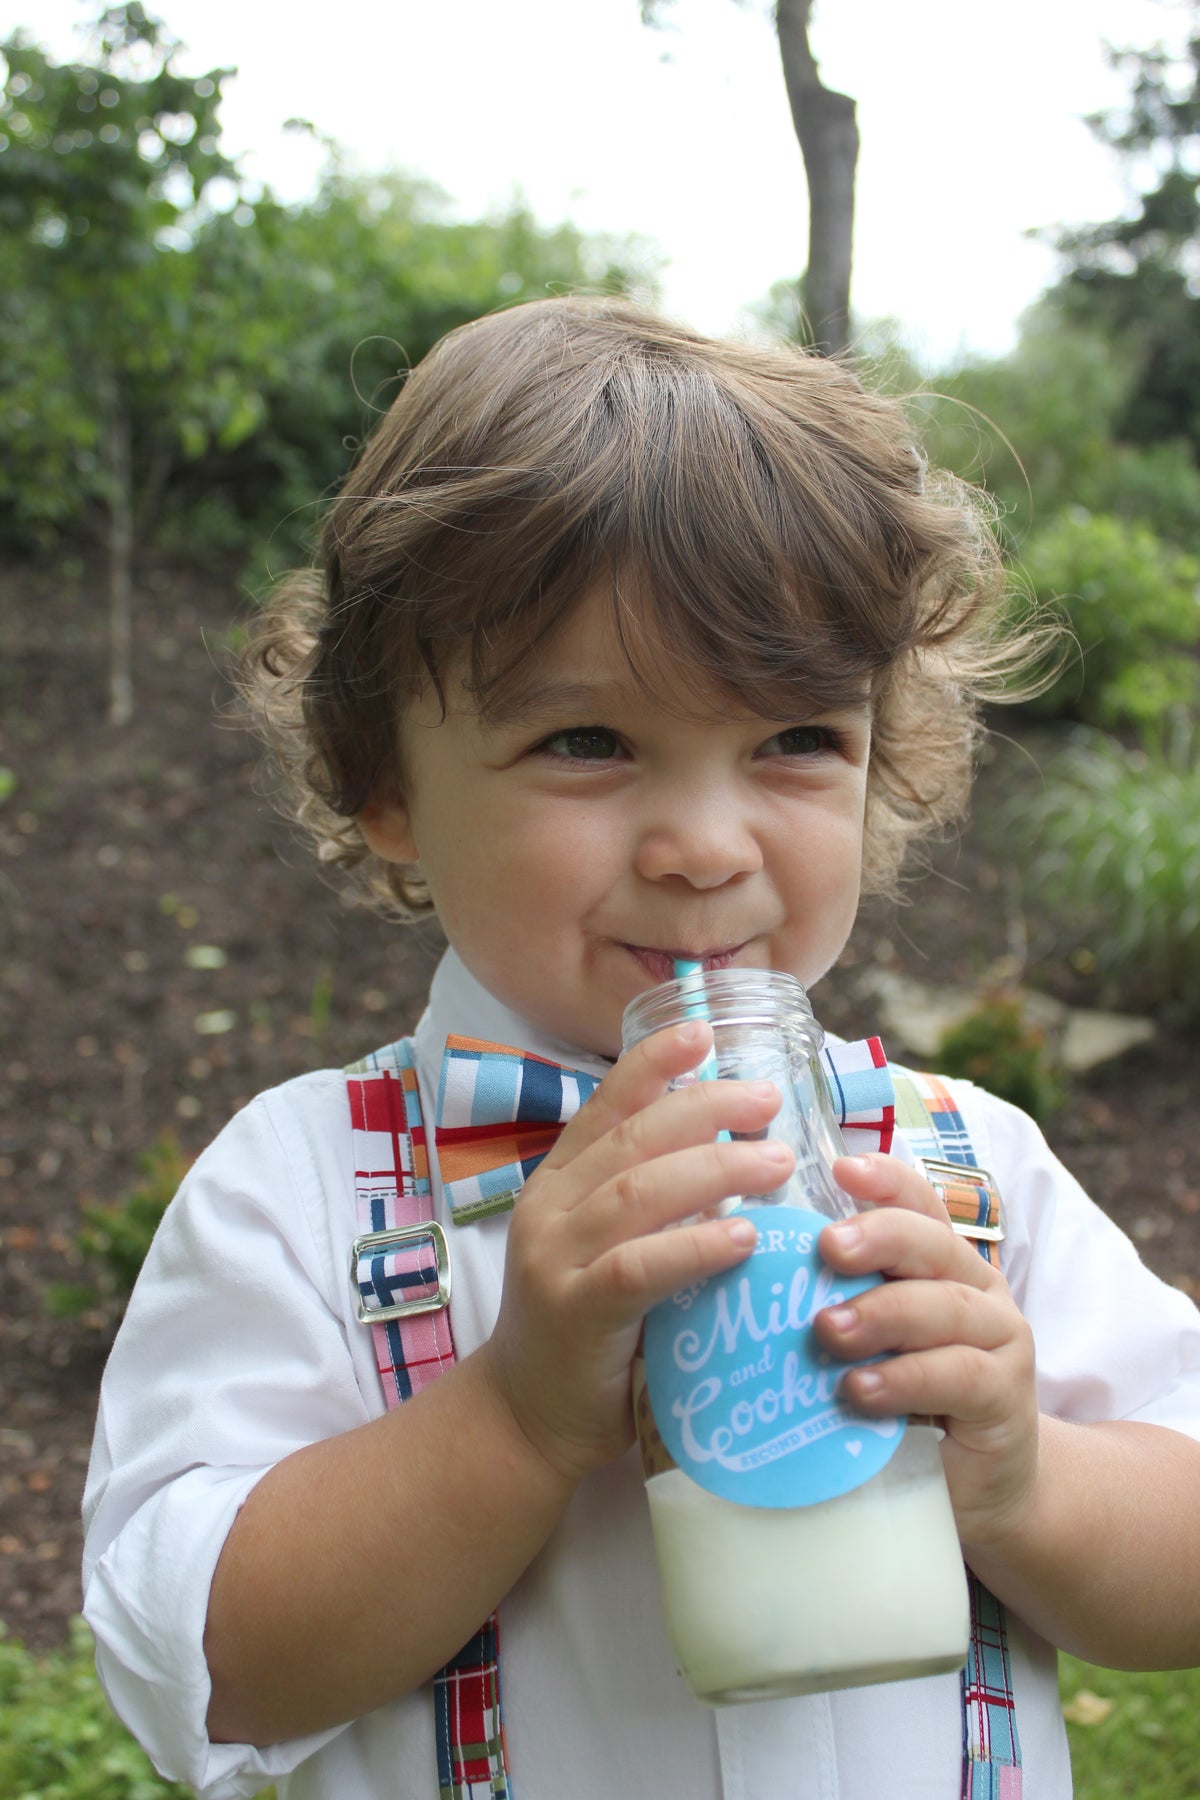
[1060,1655,1200,1798]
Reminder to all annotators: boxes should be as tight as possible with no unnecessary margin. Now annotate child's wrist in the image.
[469,1343,587,1500]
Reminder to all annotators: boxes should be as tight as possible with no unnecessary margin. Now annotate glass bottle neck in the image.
[621,968,823,1056]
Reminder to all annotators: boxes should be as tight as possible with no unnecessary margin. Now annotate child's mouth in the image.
[624,944,744,984]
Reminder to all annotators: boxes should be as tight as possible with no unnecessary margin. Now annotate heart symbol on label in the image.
[845,1440,863,1457]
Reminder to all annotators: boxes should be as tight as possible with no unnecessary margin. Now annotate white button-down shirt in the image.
[83,950,1200,1799]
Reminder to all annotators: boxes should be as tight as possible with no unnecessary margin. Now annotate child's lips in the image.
[624,944,745,984]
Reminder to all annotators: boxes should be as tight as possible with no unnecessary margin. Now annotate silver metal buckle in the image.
[351,1220,452,1325]
[916,1156,1007,1243]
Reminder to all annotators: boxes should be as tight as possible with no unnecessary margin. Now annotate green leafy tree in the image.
[169,155,658,569]
[1047,7,1200,462]
[925,305,1200,552]
[2,13,659,631]
[0,3,250,723]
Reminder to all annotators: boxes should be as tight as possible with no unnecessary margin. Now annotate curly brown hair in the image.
[239,295,1034,917]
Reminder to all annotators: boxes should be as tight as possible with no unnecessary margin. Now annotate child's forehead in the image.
[460,586,869,728]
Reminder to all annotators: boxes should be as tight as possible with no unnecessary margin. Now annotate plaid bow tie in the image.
[434,1032,895,1225]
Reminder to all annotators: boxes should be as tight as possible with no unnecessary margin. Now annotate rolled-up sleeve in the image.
[960,1083,1200,1436]
[82,1072,370,1798]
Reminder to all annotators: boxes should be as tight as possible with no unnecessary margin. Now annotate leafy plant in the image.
[1015,721,1200,1018]
[1012,509,1200,729]
[47,1131,189,1317]
[0,1617,193,1799]
[935,992,1062,1122]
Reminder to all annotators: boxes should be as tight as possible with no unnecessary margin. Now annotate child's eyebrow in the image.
[478,680,628,727]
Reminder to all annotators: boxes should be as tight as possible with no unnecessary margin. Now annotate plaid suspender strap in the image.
[891,1067,1023,1800]
[346,1038,513,1800]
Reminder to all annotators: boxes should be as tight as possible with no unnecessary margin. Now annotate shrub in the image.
[1015,721,1200,1018]
[47,1133,190,1319]
[0,1617,193,1800]
[1014,509,1200,729]
[935,993,1063,1122]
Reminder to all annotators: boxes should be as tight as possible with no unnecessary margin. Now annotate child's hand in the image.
[479,1021,792,1486]
[814,1155,1039,1554]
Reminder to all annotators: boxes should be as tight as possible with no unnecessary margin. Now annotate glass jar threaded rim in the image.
[621,967,824,1055]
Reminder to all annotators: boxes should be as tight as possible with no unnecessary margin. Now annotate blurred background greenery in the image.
[3,2,1199,1022]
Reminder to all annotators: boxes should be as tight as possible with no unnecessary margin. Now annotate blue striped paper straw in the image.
[673,962,738,1208]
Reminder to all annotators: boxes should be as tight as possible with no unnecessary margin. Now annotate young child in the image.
[83,297,1200,1800]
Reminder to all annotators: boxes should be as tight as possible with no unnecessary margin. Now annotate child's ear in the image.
[357,798,418,866]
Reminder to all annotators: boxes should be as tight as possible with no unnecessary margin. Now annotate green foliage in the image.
[1015,721,1200,1018]
[174,161,658,573]
[0,1617,279,1797]
[0,13,658,568]
[47,1131,189,1316]
[935,993,1062,1122]
[1012,508,1200,729]
[1060,1653,1200,1798]
[0,5,244,550]
[82,1129,189,1289]
[0,1616,192,1799]
[1045,21,1200,472]
[926,308,1200,553]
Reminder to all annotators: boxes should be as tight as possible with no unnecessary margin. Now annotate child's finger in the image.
[537,1021,726,1167]
[586,1210,762,1324]
[833,1341,1033,1433]
[544,1069,786,1218]
[815,1274,1023,1365]
[562,1133,792,1261]
[832,1152,954,1225]
[818,1200,996,1292]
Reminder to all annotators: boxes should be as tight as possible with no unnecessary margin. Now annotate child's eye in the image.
[758,725,841,758]
[537,727,623,763]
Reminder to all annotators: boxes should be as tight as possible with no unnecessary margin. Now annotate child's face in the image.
[360,588,870,1060]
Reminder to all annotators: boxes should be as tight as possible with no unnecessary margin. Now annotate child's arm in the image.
[816,1154,1200,1670]
[203,1019,790,1747]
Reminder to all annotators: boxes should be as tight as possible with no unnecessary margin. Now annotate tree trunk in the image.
[106,377,135,728]
[774,0,859,355]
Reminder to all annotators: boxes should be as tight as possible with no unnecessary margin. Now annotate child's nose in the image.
[634,787,764,889]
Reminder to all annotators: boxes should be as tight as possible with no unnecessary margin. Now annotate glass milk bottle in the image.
[623,968,969,1705]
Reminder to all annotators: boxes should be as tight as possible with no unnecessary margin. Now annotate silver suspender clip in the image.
[916,1156,1007,1244]
[351,1220,452,1324]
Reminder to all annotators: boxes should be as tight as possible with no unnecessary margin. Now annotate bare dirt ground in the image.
[2,558,1198,1653]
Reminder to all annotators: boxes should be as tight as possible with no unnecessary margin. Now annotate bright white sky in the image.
[2,0,1191,368]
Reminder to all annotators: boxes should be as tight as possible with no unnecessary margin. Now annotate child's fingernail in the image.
[824,1305,857,1333]
[839,1155,872,1173]
[854,1369,885,1396]
[726,1218,758,1245]
[826,1221,862,1249]
[747,1080,779,1099]
[761,1141,792,1166]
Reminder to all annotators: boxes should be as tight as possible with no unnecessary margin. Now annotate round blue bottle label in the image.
[643,1206,906,1508]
